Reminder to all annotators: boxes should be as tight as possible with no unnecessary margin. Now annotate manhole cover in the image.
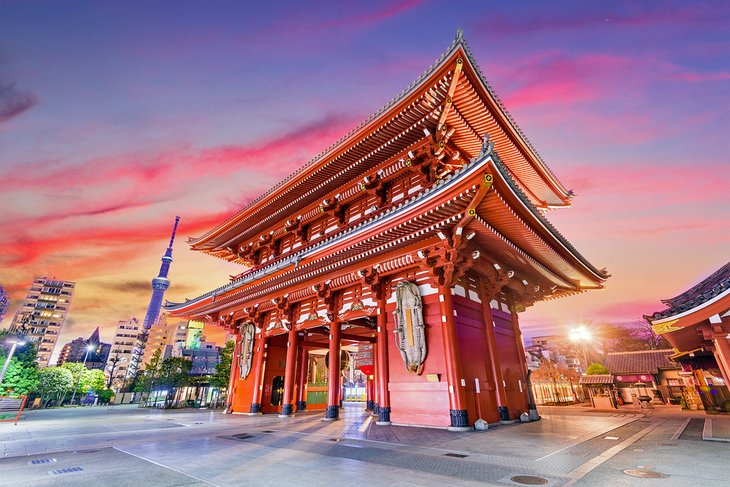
[510,475,549,485]
[624,469,667,478]
[443,453,468,458]
[231,433,255,441]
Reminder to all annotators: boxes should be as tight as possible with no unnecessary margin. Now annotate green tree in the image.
[80,369,106,393]
[97,388,114,405]
[0,332,39,395]
[60,362,87,395]
[133,348,163,394]
[37,367,74,407]
[158,357,192,407]
[210,340,234,388]
[586,363,610,375]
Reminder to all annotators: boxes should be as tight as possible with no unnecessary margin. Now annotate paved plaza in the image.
[1,403,729,486]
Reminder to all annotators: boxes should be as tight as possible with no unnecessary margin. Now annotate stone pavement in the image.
[1,403,729,486]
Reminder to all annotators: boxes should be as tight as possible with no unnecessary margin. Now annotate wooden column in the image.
[296,348,309,412]
[712,336,730,388]
[372,344,380,416]
[280,327,299,416]
[249,334,268,414]
[479,281,510,421]
[509,296,531,410]
[324,320,341,421]
[439,284,470,430]
[224,333,240,413]
[375,299,391,424]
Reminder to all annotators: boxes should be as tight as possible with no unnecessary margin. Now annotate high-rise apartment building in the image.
[106,318,143,390]
[56,327,111,370]
[9,276,75,367]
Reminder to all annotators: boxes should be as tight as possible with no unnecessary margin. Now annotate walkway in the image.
[1,403,729,486]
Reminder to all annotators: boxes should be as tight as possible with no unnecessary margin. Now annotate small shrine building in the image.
[646,262,730,412]
[165,33,607,429]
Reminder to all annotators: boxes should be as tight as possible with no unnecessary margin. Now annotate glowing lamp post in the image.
[0,338,26,386]
[70,344,96,405]
[569,326,591,371]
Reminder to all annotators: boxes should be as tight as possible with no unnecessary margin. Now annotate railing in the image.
[0,396,28,425]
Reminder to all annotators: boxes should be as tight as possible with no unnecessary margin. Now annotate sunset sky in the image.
[1,1,728,361]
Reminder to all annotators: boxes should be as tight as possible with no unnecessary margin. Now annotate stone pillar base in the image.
[296,401,307,412]
[279,404,294,417]
[449,409,470,431]
[376,406,391,425]
[249,403,262,414]
[323,405,339,421]
[366,400,374,411]
[373,403,380,416]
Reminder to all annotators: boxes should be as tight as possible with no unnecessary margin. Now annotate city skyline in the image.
[1,1,728,349]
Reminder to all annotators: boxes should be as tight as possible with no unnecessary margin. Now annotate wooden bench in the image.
[0,396,28,425]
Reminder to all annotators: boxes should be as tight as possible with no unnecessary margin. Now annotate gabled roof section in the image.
[646,262,730,321]
[604,349,679,375]
[189,31,573,255]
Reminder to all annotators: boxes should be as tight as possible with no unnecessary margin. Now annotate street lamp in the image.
[0,338,27,386]
[69,344,96,405]
[569,326,591,371]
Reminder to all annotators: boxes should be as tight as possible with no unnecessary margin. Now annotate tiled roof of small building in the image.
[579,374,613,385]
[604,349,679,375]
[646,262,730,321]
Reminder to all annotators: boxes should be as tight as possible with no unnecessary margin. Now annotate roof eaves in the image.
[490,154,608,282]
[457,31,571,204]
[189,33,467,248]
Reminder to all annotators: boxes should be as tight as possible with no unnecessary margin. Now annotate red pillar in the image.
[296,348,309,411]
[372,344,379,416]
[324,321,341,421]
[375,300,391,424]
[365,375,374,410]
[249,334,268,414]
[280,328,299,416]
[225,334,240,413]
[479,282,509,422]
[439,284,470,430]
[509,298,530,411]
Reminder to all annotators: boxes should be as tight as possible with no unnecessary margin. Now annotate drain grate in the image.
[510,475,549,485]
[443,453,469,458]
[261,430,275,433]
[49,467,84,475]
[624,469,667,478]
[29,458,57,465]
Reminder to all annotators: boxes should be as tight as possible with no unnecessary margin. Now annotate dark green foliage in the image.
[210,340,234,388]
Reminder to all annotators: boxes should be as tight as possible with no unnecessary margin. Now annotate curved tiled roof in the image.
[491,156,607,281]
[189,30,571,251]
[604,349,678,375]
[646,261,730,321]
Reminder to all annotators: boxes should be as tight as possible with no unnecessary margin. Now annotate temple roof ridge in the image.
[188,30,570,248]
[646,261,730,322]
